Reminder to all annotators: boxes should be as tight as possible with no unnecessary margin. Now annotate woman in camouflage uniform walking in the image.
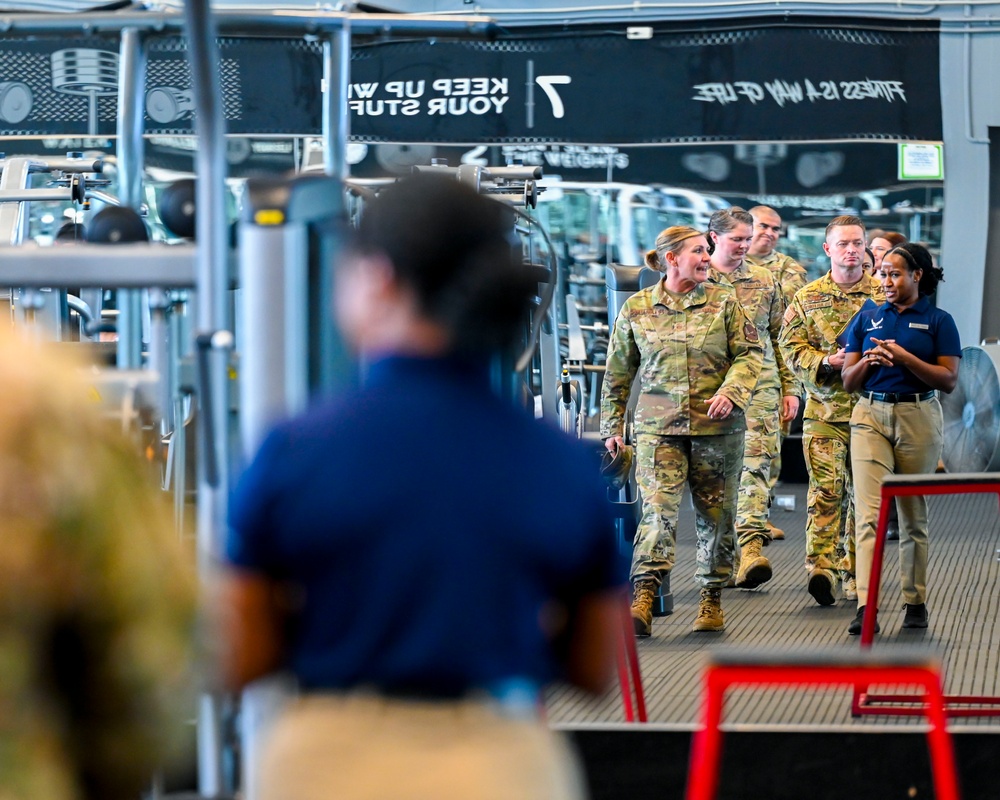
[601,226,763,636]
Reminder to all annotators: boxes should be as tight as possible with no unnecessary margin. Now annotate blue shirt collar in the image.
[880,294,931,314]
[366,353,492,387]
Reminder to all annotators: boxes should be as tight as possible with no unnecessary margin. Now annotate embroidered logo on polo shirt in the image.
[867,317,884,331]
[909,323,930,330]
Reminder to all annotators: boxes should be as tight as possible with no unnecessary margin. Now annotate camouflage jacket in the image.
[745,250,808,309]
[778,271,887,422]
[0,341,197,800]
[709,262,801,399]
[600,277,764,438]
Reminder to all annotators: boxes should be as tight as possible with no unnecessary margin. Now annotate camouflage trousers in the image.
[736,386,780,547]
[632,431,744,590]
[802,419,855,577]
[768,416,794,498]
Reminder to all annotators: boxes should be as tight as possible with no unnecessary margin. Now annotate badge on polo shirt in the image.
[909,323,930,330]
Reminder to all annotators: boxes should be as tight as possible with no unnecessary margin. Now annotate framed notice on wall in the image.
[898,143,944,180]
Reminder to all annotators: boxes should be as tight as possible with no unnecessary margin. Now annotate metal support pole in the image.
[317,26,352,398]
[183,0,230,795]
[148,287,173,432]
[116,27,146,369]
[322,22,351,182]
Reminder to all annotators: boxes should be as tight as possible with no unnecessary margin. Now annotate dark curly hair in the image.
[884,242,944,297]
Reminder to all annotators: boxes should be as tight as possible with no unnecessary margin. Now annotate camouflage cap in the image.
[601,445,634,490]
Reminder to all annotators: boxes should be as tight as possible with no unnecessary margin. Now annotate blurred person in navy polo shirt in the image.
[221,173,627,800]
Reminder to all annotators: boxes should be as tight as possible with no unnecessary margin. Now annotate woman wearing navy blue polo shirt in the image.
[841,242,961,635]
[222,174,626,800]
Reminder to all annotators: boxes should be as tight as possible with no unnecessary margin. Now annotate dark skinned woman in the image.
[841,242,960,635]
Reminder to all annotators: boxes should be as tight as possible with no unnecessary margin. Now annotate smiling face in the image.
[879,251,921,307]
[749,208,782,257]
[665,234,712,291]
[710,222,753,273]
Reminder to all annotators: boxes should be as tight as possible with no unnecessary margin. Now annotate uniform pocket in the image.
[692,315,728,354]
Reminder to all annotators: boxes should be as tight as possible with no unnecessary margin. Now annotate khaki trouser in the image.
[850,395,943,608]
[257,693,588,800]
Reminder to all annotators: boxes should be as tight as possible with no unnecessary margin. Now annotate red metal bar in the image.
[853,474,1000,717]
[616,600,635,722]
[860,491,893,645]
[689,662,961,800]
[622,618,648,722]
[861,693,1000,705]
[685,666,726,800]
[923,672,963,800]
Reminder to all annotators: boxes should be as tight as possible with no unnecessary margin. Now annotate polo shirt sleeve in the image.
[842,312,866,354]
[227,427,288,574]
[936,310,963,357]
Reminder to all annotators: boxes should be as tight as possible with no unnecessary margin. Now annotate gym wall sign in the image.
[0,19,940,143]
[0,35,322,137]
[348,19,941,145]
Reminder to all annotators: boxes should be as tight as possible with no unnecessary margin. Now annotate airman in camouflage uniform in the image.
[778,215,886,606]
[745,206,808,309]
[708,207,801,590]
[602,226,763,635]
[0,336,197,800]
[745,205,809,540]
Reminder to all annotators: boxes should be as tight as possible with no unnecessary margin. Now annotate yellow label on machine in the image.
[254,209,286,225]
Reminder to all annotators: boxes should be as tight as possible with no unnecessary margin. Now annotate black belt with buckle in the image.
[862,390,936,404]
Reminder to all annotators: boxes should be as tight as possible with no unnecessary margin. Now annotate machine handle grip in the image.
[195,330,233,488]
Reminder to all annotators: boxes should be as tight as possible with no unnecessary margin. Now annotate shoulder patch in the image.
[744,319,760,343]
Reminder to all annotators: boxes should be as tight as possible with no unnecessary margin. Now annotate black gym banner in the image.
[348,21,942,144]
[0,36,324,137]
[0,20,940,143]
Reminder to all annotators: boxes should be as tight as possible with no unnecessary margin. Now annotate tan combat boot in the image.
[735,535,772,589]
[630,579,656,637]
[766,519,785,540]
[692,587,725,632]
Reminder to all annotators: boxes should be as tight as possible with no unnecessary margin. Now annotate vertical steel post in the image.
[322,21,350,183]
[317,20,352,398]
[116,27,145,369]
[182,0,230,794]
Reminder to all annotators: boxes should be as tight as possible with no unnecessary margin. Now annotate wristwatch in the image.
[820,356,833,376]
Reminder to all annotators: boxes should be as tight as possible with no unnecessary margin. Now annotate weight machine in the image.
[0,5,494,798]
